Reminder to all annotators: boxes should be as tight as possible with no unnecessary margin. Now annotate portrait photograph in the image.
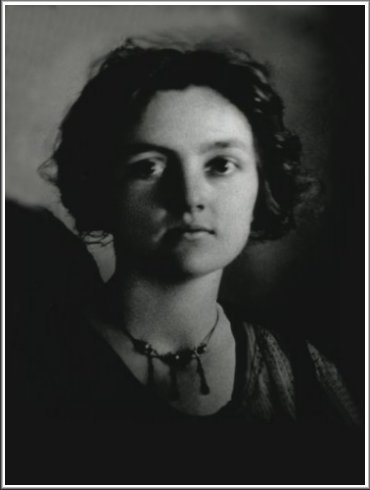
[4,1,366,486]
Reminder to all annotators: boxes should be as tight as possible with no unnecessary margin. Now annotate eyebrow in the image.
[121,143,175,157]
[122,139,252,157]
[198,139,251,153]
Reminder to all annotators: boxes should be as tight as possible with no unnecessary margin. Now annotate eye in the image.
[206,157,238,176]
[126,157,166,180]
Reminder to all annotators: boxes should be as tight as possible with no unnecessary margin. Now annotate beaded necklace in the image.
[121,309,220,400]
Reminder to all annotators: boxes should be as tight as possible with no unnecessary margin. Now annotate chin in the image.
[126,242,246,281]
[166,253,236,280]
[133,254,224,282]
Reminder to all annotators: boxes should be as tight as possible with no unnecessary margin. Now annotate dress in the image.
[7,300,364,484]
[8,300,360,425]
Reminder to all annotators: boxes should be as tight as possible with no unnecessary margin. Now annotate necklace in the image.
[120,309,220,400]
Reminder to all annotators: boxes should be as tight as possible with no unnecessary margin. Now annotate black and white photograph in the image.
[4,2,367,486]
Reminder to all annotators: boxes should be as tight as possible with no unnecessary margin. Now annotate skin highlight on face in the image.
[113,86,259,281]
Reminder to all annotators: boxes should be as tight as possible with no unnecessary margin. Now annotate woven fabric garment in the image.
[306,342,361,424]
[239,321,361,425]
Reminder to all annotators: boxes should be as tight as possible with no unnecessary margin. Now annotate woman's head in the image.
[50,37,303,257]
[112,85,259,278]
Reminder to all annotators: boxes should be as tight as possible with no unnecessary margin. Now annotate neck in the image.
[103,268,223,352]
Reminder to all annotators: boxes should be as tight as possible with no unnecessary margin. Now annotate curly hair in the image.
[46,36,305,242]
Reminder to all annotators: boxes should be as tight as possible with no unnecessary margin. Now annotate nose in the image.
[160,160,208,214]
[182,167,207,211]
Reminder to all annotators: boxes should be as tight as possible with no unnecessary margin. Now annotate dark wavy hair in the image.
[44,36,308,243]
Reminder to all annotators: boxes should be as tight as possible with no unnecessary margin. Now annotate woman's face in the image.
[114,86,258,279]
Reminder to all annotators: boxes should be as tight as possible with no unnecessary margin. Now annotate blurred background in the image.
[5,5,364,403]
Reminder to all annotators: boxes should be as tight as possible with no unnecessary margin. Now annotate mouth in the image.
[166,225,215,241]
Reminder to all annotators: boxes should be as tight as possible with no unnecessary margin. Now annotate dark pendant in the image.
[147,355,154,387]
[169,365,180,400]
[196,356,210,395]
[132,338,154,356]
[162,349,194,369]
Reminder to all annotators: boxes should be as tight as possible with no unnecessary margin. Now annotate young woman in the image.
[26,36,359,425]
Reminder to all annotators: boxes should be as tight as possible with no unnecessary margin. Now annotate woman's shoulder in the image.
[221,300,362,425]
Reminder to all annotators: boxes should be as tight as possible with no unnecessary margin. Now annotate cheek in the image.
[116,189,164,237]
[221,179,258,231]
[217,185,258,258]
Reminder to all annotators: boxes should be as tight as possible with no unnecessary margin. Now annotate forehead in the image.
[127,86,255,153]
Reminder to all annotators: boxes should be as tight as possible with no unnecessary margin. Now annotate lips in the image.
[175,225,214,234]
[165,224,215,242]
